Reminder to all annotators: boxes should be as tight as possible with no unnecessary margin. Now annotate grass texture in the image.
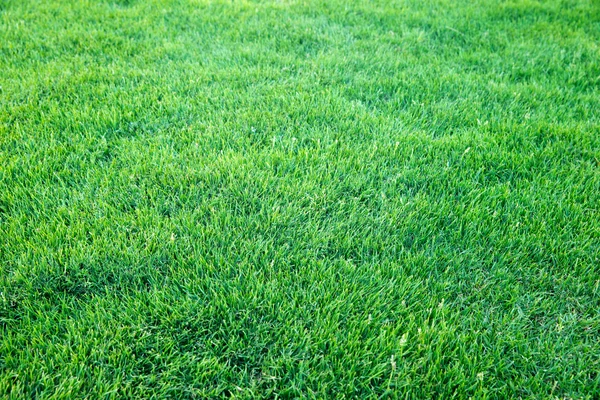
[1,0,599,398]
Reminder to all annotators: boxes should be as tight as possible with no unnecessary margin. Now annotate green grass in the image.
[1,0,599,397]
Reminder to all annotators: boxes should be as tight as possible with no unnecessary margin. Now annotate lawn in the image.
[1,0,599,397]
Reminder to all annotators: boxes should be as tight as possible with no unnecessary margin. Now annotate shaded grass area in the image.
[1,0,599,397]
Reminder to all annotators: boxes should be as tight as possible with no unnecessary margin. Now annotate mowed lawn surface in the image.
[1,0,599,397]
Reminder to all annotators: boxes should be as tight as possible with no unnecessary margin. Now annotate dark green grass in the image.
[1,0,599,397]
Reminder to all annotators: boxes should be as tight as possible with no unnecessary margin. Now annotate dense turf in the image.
[1,0,599,397]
